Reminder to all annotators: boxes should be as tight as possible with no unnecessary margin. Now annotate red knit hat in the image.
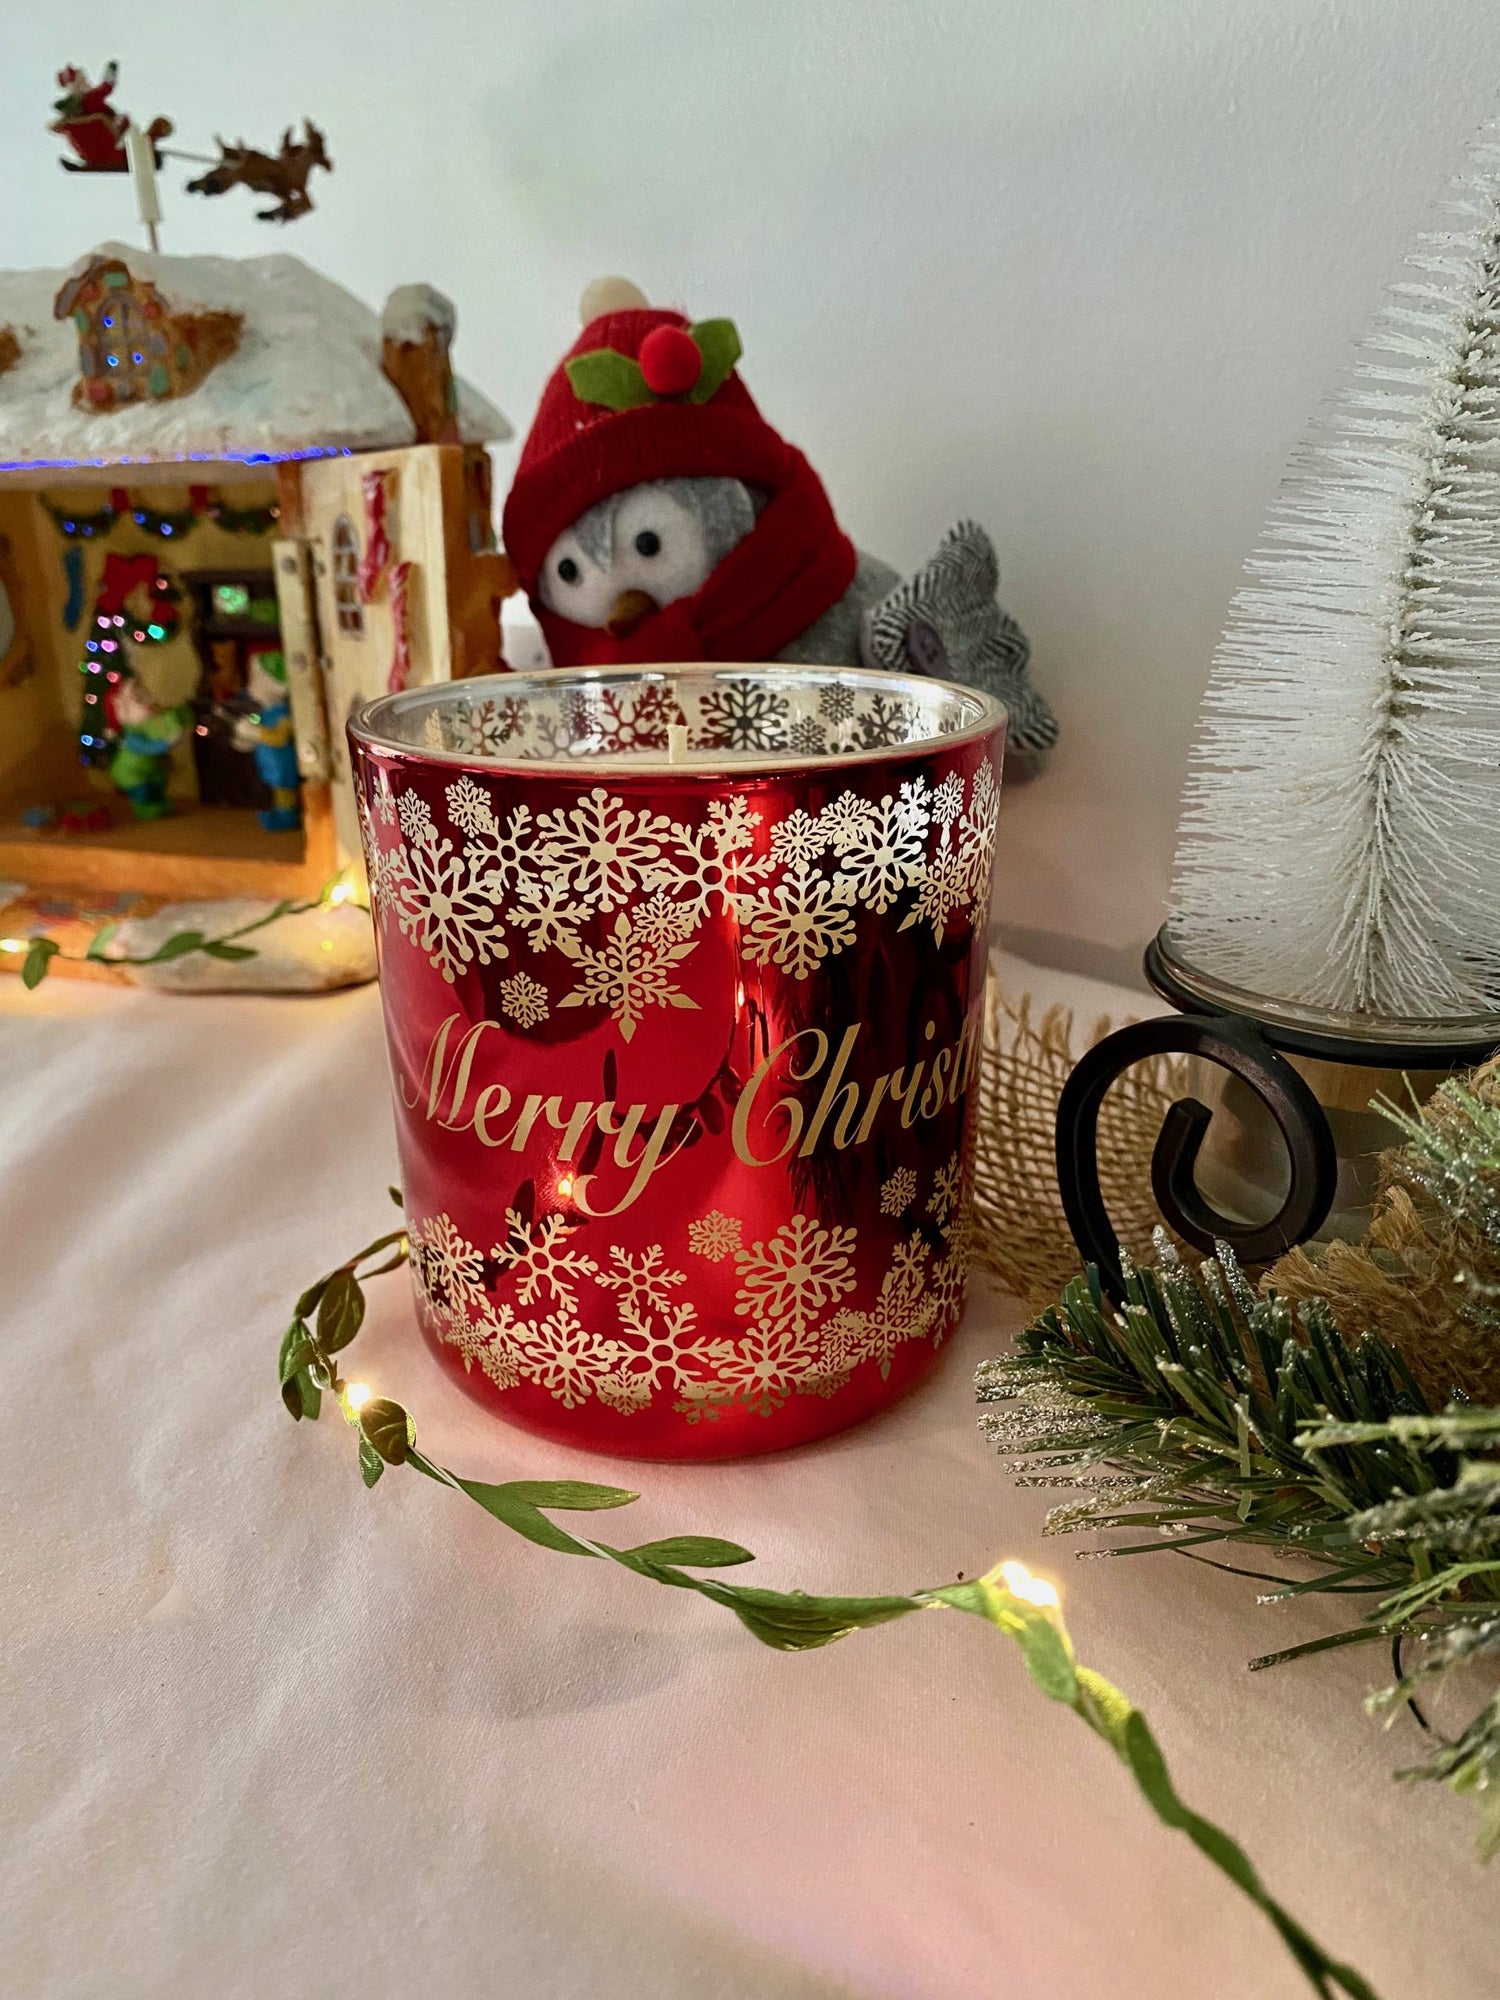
[502,309,806,591]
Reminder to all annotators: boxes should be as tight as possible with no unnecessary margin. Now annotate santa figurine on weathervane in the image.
[503,277,1058,768]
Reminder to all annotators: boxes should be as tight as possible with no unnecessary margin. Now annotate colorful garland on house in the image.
[272,1199,1379,2000]
[42,486,280,542]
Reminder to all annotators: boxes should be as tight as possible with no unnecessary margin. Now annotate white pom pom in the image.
[579,276,649,324]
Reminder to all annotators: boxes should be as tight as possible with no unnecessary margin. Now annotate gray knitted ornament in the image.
[862,520,1058,759]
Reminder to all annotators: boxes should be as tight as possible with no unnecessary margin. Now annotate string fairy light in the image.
[998,1560,1060,1609]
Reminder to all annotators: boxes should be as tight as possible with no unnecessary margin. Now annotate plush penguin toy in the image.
[502,279,1058,763]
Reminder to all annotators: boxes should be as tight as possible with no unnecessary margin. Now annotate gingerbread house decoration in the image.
[0,242,512,983]
[54,255,241,410]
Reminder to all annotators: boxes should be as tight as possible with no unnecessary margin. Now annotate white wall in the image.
[8,1,1500,985]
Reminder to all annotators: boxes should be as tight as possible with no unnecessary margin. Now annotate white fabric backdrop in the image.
[2,957,1492,1999]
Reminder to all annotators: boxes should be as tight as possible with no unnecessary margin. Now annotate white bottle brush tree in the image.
[1169,125,1500,1023]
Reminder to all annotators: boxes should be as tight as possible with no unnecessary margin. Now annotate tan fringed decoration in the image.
[1270,1053,1500,1406]
[971,980,1190,1306]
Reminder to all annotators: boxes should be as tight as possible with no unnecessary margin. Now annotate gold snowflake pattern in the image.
[410,1211,484,1309]
[499,971,549,1028]
[732,1212,857,1331]
[509,874,591,955]
[770,808,827,868]
[409,1178,974,1423]
[694,676,790,751]
[537,786,674,913]
[378,796,509,983]
[685,1320,828,1420]
[687,1209,742,1261]
[515,1306,623,1409]
[822,1235,936,1379]
[492,1208,599,1308]
[928,1150,961,1225]
[594,682,687,753]
[360,760,999,1031]
[928,1203,973,1341]
[597,1244,688,1318]
[556,906,700,1041]
[646,796,768,923]
[736,866,858,979]
[609,1295,701,1394]
[827,785,930,914]
[879,1167,918,1217]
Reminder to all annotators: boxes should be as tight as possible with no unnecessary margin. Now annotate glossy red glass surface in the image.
[350,666,1004,1459]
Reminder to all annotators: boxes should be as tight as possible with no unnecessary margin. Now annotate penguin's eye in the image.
[633,530,662,558]
[557,557,580,584]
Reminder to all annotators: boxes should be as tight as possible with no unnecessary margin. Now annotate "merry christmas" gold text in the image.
[401,1011,981,1217]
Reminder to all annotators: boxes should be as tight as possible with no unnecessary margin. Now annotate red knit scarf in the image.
[531,449,857,668]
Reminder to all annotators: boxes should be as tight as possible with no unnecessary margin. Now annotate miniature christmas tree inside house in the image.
[0,65,512,986]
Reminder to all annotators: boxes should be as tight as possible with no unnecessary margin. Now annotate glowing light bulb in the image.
[0,939,25,955]
[999,1560,1060,1608]
[327,874,355,907]
[345,1382,372,1412]
[557,1174,575,1200]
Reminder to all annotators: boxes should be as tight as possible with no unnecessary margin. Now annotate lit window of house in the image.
[332,515,364,636]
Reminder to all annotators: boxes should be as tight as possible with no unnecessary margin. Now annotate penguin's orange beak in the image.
[606,589,658,638]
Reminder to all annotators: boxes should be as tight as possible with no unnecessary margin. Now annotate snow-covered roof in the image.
[0,243,510,480]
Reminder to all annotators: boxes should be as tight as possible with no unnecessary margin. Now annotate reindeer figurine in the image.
[186,120,332,223]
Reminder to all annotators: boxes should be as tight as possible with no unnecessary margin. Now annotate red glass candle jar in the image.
[349,665,1005,1459]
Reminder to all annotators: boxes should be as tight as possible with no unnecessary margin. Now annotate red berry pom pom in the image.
[638,325,703,398]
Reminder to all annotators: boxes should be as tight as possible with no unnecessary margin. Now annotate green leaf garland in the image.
[273,1213,1385,2000]
[7,883,365,990]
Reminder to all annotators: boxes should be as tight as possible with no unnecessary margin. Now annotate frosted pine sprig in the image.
[1170,129,1500,1021]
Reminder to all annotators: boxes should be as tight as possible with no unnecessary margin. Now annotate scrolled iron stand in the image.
[1056,1008,1336,1302]
[1055,931,1500,1303]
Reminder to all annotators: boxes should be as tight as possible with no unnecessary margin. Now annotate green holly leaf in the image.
[21,938,60,989]
[688,319,742,402]
[358,1434,385,1487]
[359,1398,413,1464]
[565,347,655,412]
[317,1270,365,1353]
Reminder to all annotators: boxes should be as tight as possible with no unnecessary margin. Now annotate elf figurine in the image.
[502,278,1058,764]
[236,647,302,832]
[106,675,191,819]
